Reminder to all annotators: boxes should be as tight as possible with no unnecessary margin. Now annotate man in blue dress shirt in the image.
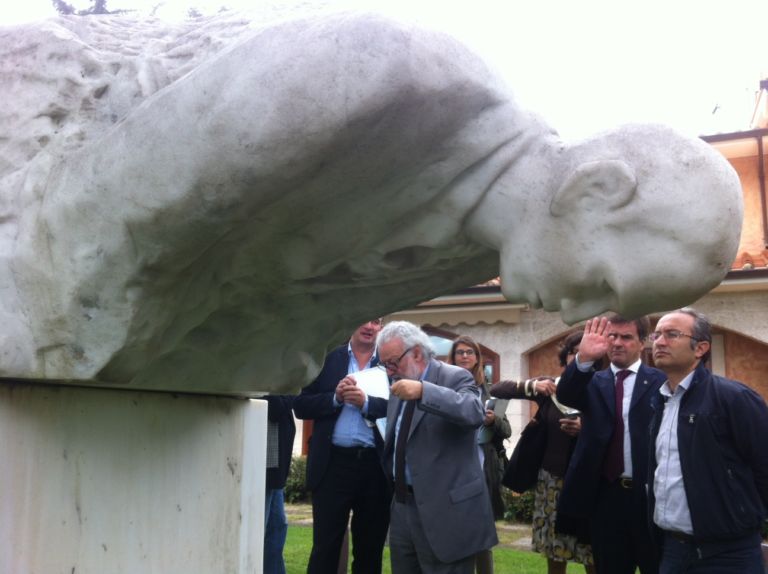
[293,319,390,574]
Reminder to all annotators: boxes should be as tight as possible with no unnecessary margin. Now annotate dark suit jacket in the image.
[382,359,497,563]
[555,360,665,521]
[293,344,386,491]
[648,363,768,541]
[264,395,297,490]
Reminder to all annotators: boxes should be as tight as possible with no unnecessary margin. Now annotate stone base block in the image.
[0,382,266,573]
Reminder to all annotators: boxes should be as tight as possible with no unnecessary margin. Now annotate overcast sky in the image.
[3,0,766,140]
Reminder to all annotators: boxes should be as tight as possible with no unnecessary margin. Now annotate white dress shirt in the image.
[612,360,640,479]
[653,372,695,534]
[576,357,641,478]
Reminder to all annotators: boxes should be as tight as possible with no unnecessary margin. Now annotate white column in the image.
[0,382,266,574]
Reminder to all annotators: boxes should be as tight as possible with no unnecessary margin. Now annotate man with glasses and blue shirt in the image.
[377,321,497,574]
[556,314,664,574]
[293,319,391,574]
[648,308,768,573]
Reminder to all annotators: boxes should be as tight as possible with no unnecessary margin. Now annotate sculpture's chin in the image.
[558,292,620,325]
[498,277,617,323]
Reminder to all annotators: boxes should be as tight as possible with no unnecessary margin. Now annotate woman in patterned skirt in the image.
[491,331,596,574]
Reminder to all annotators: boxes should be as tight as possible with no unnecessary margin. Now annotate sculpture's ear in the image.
[550,160,637,217]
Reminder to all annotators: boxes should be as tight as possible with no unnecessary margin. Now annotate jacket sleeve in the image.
[555,361,594,413]
[724,383,768,509]
[292,352,342,420]
[419,370,484,428]
[490,379,526,400]
[491,379,549,402]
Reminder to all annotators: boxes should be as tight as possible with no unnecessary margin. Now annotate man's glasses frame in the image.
[649,330,699,342]
[378,346,415,372]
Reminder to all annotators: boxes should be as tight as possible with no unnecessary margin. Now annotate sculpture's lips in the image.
[528,291,544,310]
[525,289,616,323]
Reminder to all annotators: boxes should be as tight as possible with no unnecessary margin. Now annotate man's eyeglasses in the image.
[378,347,414,371]
[649,330,698,342]
[454,349,476,357]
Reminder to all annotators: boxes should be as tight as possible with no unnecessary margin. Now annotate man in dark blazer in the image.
[649,308,768,573]
[378,321,497,574]
[293,320,390,574]
[556,314,664,574]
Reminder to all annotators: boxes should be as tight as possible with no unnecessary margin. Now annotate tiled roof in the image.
[732,249,768,271]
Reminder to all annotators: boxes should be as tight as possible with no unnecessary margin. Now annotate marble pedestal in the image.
[0,382,266,574]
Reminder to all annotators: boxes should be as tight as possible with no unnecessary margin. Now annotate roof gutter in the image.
[701,128,768,248]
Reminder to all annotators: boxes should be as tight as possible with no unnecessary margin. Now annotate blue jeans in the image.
[264,488,288,574]
[659,531,764,574]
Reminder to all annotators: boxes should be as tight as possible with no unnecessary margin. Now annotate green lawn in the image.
[284,524,588,574]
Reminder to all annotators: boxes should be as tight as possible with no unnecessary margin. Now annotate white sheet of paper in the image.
[351,367,390,438]
[353,367,390,399]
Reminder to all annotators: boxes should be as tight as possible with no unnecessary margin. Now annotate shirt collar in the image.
[347,342,378,356]
[346,343,377,368]
[611,358,641,376]
[660,370,695,397]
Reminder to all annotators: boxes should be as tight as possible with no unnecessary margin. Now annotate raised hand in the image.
[578,316,612,362]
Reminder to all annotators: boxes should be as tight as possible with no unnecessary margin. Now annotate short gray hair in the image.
[377,321,436,359]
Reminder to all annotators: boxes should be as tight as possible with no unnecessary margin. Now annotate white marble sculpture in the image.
[0,12,743,394]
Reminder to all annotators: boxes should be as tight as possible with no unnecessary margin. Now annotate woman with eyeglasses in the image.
[490,331,597,574]
[447,335,511,574]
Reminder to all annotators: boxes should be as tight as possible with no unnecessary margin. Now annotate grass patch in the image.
[284,524,588,573]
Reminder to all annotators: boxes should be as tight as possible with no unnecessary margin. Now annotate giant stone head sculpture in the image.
[0,12,742,393]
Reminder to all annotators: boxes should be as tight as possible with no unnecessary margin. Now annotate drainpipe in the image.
[759,134,767,247]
